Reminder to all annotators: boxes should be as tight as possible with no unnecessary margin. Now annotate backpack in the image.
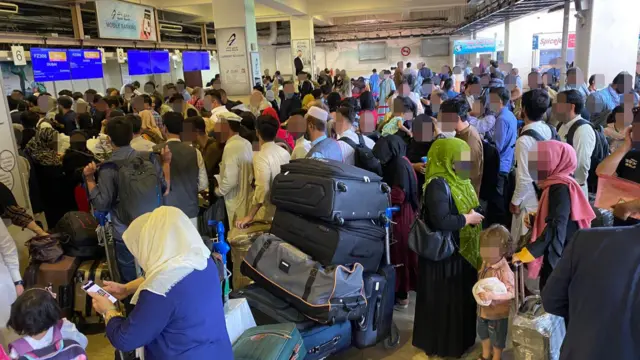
[564,119,610,192]
[54,211,102,259]
[339,134,383,176]
[479,139,500,202]
[521,122,560,142]
[9,321,87,360]
[102,152,163,225]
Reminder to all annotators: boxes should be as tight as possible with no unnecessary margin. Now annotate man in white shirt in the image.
[205,89,229,124]
[511,89,555,239]
[214,112,255,224]
[127,114,155,152]
[235,115,290,228]
[334,106,375,165]
[289,109,312,160]
[556,89,596,198]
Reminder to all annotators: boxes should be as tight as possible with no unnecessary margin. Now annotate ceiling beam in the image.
[255,0,308,16]
[313,15,334,26]
[306,0,466,17]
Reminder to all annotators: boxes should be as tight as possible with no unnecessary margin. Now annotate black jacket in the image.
[423,178,466,246]
[294,57,303,75]
[542,225,640,360]
[279,95,302,123]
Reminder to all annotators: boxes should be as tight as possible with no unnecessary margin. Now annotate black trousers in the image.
[486,172,511,228]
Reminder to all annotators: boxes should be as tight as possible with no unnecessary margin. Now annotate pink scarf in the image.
[528,141,596,278]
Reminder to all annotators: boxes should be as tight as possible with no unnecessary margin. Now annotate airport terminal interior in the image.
[0,0,639,359]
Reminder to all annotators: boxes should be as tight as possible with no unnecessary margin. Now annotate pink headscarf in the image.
[262,108,295,149]
[528,140,596,278]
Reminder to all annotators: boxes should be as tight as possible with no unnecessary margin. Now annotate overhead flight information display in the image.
[150,50,170,74]
[127,50,152,75]
[68,49,104,79]
[182,51,210,71]
[31,48,71,82]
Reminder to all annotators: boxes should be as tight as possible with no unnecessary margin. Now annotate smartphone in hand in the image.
[82,280,118,303]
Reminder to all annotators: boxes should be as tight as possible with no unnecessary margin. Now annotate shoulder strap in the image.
[9,338,34,356]
[566,119,590,146]
[338,136,358,150]
[520,129,545,142]
[356,133,366,147]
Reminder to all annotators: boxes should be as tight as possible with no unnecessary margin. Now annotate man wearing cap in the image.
[214,112,255,225]
[305,106,343,162]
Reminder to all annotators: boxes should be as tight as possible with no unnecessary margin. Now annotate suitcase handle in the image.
[308,335,341,355]
[514,261,525,311]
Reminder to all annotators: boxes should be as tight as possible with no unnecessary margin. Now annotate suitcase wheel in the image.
[336,182,348,192]
[383,322,400,350]
[333,214,345,226]
[355,315,367,331]
[380,183,390,194]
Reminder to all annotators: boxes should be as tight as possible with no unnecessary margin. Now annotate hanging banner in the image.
[453,38,496,55]
[217,27,250,95]
[250,52,261,87]
[95,0,157,41]
[292,39,312,74]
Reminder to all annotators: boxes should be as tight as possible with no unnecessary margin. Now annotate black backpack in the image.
[339,134,383,176]
[479,139,500,202]
[521,122,560,142]
[564,119,610,192]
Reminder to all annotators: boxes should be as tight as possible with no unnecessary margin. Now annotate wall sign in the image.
[453,38,496,55]
[401,46,411,57]
[11,46,25,66]
[250,52,261,87]
[95,0,157,41]
[116,48,125,64]
[533,33,576,50]
[292,39,312,75]
[217,27,250,93]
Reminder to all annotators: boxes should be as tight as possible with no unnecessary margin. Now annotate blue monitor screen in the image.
[150,51,170,74]
[68,49,103,80]
[31,48,71,82]
[200,52,210,70]
[182,51,202,72]
[127,50,152,75]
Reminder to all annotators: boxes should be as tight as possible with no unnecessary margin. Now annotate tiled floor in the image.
[85,292,515,360]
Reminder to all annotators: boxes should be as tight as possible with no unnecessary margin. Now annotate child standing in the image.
[7,288,88,359]
[476,224,515,360]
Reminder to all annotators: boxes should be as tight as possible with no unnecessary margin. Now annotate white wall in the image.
[259,38,453,79]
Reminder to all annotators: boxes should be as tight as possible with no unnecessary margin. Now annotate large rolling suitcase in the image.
[353,264,397,349]
[270,209,385,272]
[512,263,566,360]
[233,323,306,360]
[74,259,111,327]
[270,158,390,224]
[228,221,271,290]
[241,234,367,324]
[230,284,352,360]
[23,255,81,318]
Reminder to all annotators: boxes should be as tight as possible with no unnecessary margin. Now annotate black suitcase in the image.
[271,158,390,224]
[270,209,385,272]
[353,264,397,349]
[230,283,316,331]
[230,284,352,360]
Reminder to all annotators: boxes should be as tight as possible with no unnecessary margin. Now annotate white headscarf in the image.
[122,206,211,304]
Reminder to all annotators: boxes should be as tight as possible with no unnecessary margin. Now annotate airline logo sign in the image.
[533,33,576,50]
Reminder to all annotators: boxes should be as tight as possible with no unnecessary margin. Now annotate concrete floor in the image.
[85,292,516,360]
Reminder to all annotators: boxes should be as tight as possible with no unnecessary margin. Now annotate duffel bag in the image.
[233,323,305,360]
[55,211,103,259]
[270,158,390,225]
[241,234,367,324]
[270,209,384,272]
[228,221,272,290]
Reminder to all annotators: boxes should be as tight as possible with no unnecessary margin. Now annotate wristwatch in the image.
[13,280,24,286]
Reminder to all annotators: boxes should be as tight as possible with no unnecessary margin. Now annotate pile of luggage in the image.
[23,211,114,331]
[231,158,400,359]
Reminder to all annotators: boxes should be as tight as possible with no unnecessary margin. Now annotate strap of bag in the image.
[9,338,34,356]
[251,239,272,268]
[302,263,321,301]
[514,262,525,311]
[338,136,358,150]
[566,119,590,146]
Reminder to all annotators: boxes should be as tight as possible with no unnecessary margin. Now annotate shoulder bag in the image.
[408,178,458,261]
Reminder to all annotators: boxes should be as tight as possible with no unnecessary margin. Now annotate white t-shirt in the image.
[336,129,375,166]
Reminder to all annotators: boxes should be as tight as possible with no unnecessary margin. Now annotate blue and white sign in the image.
[68,49,103,80]
[31,48,71,82]
[532,35,539,50]
[95,0,157,41]
[453,38,497,55]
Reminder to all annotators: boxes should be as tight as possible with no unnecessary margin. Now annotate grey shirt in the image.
[89,146,166,240]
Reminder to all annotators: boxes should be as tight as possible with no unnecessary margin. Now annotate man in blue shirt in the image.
[488,86,517,226]
[587,71,639,126]
[369,69,380,100]
[305,106,343,161]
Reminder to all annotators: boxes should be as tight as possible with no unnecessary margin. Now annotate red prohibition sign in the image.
[401,46,411,56]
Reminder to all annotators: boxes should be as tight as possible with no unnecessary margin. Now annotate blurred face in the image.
[413,116,433,142]
[360,111,377,134]
[288,114,306,138]
[467,84,482,97]
[144,83,155,94]
[167,87,177,98]
[171,99,184,113]
[439,111,459,132]
[212,80,222,90]
[11,91,22,101]
[213,120,231,143]
[284,83,295,95]
[489,93,503,113]
[124,87,134,101]
[528,73,541,88]
[553,94,575,121]
[398,83,410,96]
[109,89,119,97]
[615,109,633,130]
[250,92,262,106]
[132,97,144,112]
[176,83,185,93]
[37,95,51,113]
[431,94,442,114]
[480,242,502,263]
[453,149,471,180]
[94,98,108,112]
[528,143,551,182]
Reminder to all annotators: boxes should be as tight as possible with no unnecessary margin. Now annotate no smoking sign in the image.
[401,46,411,57]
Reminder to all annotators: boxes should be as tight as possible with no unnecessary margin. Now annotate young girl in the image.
[476,224,515,360]
[7,288,88,359]
[380,97,414,138]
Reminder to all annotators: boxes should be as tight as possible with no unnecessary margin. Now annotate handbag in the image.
[26,234,66,264]
[408,178,458,261]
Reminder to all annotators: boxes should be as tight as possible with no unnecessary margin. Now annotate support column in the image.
[290,15,315,78]
[70,4,84,40]
[574,0,640,85]
[212,0,259,95]
[559,0,571,88]
[504,19,511,64]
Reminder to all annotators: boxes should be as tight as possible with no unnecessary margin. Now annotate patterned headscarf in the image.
[26,127,61,166]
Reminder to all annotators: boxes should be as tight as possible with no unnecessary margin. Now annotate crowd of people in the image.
[0,56,639,359]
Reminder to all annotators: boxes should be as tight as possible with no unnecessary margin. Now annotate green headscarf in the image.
[424,138,481,269]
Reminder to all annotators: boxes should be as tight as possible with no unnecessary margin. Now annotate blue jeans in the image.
[114,238,138,284]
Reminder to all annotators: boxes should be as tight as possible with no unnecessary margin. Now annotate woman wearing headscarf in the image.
[512,141,595,291]
[302,94,315,110]
[373,135,419,309]
[139,110,164,144]
[62,131,96,211]
[89,206,233,359]
[413,137,484,359]
[265,90,279,114]
[338,70,352,98]
[262,107,295,150]
[25,127,73,226]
